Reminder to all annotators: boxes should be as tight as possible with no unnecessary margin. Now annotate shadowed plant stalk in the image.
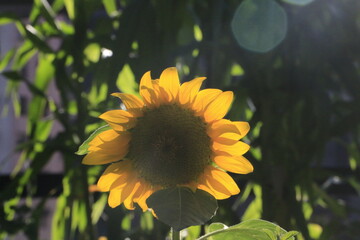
[172,228,180,240]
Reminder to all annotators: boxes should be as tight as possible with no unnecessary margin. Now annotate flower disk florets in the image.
[129,104,211,187]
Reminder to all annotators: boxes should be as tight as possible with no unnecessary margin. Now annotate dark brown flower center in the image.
[128,104,211,187]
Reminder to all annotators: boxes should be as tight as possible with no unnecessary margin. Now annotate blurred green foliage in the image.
[0,0,360,239]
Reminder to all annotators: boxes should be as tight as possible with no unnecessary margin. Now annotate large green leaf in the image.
[76,125,111,155]
[147,187,218,231]
[199,219,298,240]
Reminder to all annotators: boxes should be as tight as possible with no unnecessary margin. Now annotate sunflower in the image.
[82,67,253,211]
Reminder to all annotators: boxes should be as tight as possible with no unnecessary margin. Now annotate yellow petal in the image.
[197,166,240,199]
[208,120,250,140]
[212,138,250,156]
[203,91,233,123]
[108,177,137,208]
[233,121,250,138]
[158,67,180,102]
[179,77,206,105]
[89,129,121,147]
[134,186,154,211]
[97,161,130,191]
[151,209,158,218]
[192,89,222,115]
[88,133,130,152]
[109,169,131,190]
[99,110,136,132]
[82,152,125,165]
[83,133,130,165]
[123,180,143,210]
[99,109,133,123]
[213,155,253,174]
[108,188,122,208]
[139,71,159,107]
[208,119,239,140]
[111,92,144,116]
[151,79,166,104]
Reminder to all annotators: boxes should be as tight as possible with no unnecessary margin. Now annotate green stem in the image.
[172,228,181,240]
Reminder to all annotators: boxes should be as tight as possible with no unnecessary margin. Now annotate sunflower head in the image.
[129,103,212,187]
[82,67,253,213]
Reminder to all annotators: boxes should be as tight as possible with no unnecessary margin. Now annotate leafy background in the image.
[0,0,360,239]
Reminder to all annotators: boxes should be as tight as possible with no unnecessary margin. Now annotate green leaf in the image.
[28,97,45,126]
[280,231,299,240]
[102,0,118,16]
[140,210,154,231]
[32,119,54,152]
[147,187,218,231]
[88,82,108,105]
[0,48,15,71]
[12,40,37,69]
[308,223,322,239]
[185,225,201,240]
[64,0,74,20]
[231,63,244,77]
[199,219,297,240]
[71,200,87,232]
[11,91,21,117]
[35,54,55,89]
[51,189,67,240]
[0,13,21,25]
[39,0,61,32]
[207,222,227,233]
[116,64,139,96]
[1,71,23,81]
[84,43,101,63]
[2,69,48,98]
[29,0,41,23]
[121,213,133,231]
[25,25,52,53]
[76,125,111,155]
[193,24,203,42]
[231,0,287,53]
[27,54,55,122]
[242,184,262,221]
[312,184,346,217]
